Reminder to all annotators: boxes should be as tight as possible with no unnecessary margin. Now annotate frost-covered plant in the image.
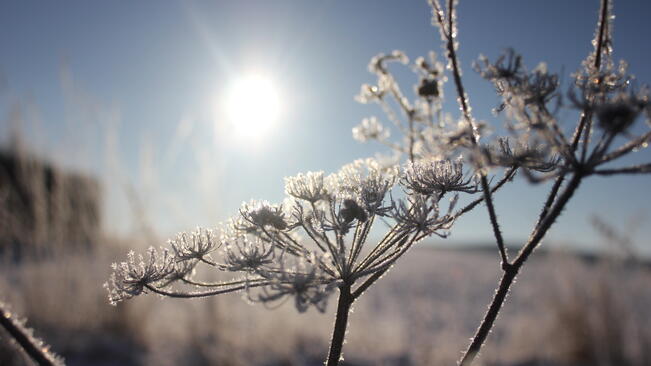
[353,0,651,364]
[0,301,64,366]
[107,0,651,365]
[106,158,488,365]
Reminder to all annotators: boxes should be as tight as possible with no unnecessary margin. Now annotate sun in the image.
[223,74,282,141]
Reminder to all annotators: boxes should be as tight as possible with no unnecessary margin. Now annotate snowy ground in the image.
[2,244,650,366]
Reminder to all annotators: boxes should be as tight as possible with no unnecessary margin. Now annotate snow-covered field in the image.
[2,243,650,366]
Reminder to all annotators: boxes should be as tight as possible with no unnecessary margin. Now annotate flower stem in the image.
[0,302,62,366]
[326,283,353,366]
[408,115,416,163]
[458,266,517,366]
[459,172,583,366]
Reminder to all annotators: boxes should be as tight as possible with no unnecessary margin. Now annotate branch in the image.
[144,280,270,299]
[431,0,510,265]
[454,167,516,218]
[181,277,263,288]
[458,267,517,366]
[459,172,584,366]
[597,130,651,165]
[0,301,63,366]
[593,0,610,69]
[535,173,565,228]
[481,178,510,265]
[352,230,422,300]
[592,163,651,175]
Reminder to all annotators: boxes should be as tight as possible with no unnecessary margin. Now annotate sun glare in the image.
[223,74,282,141]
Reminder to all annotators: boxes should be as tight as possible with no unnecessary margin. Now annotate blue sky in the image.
[1,0,650,253]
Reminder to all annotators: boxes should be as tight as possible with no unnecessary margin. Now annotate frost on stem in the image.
[0,301,65,366]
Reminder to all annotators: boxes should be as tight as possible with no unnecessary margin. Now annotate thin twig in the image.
[592,163,651,175]
[0,302,63,366]
[144,281,269,299]
[535,173,564,228]
[408,115,416,162]
[454,167,517,218]
[597,130,651,164]
[432,0,510,265]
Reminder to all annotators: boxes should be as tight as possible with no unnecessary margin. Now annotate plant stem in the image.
[594,0,609,70]
[0,302,62,366]
[432,0,510,266]
[459,172,583,366]
[455,167,516,218]
[456,0,612,363]
[535,173,565,228]
[326,283,354,366]
[408,115,416,163]
[459,266,517,366]
[480,178,509,266]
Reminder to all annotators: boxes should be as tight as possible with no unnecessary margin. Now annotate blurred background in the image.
[1,1,650,365]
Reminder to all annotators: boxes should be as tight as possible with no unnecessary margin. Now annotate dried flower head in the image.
[331,158,396,216]
[476,49,559,114]
[239,200,289,232]
[402,158,477,195]
[105,247,175,305]
[223,234,275,273]
[596,93,647,134]
[169,227,218,262]
[285,171,330,203]
[486,138,559,173]
[352,116,390,143]
[391,194,456,236]
[254,256,334,313]
[339,199,368,224]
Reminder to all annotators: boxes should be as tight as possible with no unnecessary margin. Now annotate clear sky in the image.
[1,0,650,253]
